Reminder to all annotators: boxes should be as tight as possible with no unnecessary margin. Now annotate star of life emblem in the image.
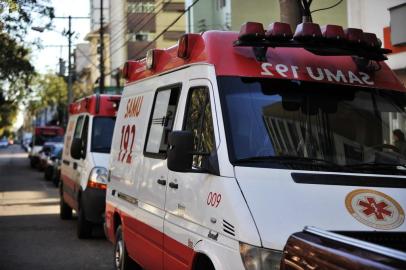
[345,189,404,230]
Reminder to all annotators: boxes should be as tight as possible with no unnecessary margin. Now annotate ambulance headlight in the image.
[88,167,108,189]
[240,242,282,270]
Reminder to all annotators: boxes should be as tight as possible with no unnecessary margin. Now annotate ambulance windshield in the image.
[91,117,116,153]
[218,76,406,174]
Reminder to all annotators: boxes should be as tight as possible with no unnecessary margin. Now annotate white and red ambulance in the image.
[60,94,120,238]
[106,22,406,270]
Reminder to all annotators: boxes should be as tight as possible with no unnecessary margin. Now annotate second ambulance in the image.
[106,22,406,270]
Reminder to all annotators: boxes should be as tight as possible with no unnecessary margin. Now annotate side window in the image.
[71,115,89,159]
[73,116,84,139]
[184,86,215,168]
[145,85,180,158]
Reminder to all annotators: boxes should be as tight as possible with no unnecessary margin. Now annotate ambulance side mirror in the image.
[167,131,194,172]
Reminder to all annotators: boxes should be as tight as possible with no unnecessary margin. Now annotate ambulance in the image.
[106,22,406,270]
[29,126,64,168]
[60,94,120,238]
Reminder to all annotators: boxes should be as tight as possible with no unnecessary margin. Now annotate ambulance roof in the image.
[69,94,121,116]
[125,30,405,92]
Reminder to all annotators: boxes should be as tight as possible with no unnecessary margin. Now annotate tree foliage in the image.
[27,73,68,126]
[0,0,54,134]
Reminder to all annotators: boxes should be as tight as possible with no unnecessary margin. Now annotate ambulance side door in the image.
[131,84,181,270]
[164,80,220,270]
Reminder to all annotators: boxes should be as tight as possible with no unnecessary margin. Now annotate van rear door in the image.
[281,227,406,270]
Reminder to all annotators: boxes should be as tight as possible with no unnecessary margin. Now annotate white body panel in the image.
[235,167,406,250]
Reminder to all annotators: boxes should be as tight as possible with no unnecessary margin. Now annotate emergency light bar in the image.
[293,22,322,41]
[238,22,265,41]
[321,25,345,41]
[234,22,391,61]
[265,22,292,41]
[177,33,201,59]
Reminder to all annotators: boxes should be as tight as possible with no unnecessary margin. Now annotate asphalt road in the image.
[0,145,114,270]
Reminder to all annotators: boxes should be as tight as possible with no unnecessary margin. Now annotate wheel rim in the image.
[115,239,124,269]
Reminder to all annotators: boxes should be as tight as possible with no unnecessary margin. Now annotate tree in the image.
[279,0,313,30]
[27,73,68,126]
[0,0,54,134]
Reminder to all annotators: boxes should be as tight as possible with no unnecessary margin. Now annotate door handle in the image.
[157,179,166,186]
[169,182,178,189]
[73,162,78,170]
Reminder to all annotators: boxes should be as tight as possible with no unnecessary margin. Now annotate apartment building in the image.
[109,0,186,75]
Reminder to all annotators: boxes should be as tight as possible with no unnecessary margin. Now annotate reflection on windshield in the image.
[218,76,406,173]
[91,117,116,153]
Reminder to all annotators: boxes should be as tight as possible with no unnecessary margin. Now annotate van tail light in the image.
[238,22,265,41]
[265,22,292,41]
[321,25,345,41]
[88,167,108,190]
[293,22,322,41]
[344,28,364,44]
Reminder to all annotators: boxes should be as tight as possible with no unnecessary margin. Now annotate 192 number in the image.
[118,124,136,163]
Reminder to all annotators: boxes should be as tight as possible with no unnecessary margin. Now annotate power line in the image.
[311,0,343,14]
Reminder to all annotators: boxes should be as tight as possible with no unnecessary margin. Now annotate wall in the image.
[347,0,406,71]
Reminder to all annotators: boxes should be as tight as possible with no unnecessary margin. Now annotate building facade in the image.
[186,0,348,33]
[108,0,186,75]
[347,0,406,84]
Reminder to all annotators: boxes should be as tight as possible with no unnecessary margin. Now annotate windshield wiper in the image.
[235,155,340,168]
[344,162,406,170]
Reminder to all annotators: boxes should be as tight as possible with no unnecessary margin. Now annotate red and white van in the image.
[106,22,406,270]
[29,126,64,168]
[60,94,120,238]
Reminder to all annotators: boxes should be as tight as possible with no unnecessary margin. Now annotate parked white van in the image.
[60,94,120,238]
[106,24,406,270]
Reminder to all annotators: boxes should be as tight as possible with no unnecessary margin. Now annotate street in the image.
[0,145,113,270]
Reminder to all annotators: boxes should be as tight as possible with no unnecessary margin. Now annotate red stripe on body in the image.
[164,234,195,270]
[63,191,78,210]
[122,211,163,270]
[61,173,76,191]
[107,204,196,270]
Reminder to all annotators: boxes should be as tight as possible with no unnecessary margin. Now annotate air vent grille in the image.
[223,219,235,236]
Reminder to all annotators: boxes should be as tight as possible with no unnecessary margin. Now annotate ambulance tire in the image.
[77,198,92,239]
[114,226,140,270]
[194,255,215,270]
[59,190,72,220]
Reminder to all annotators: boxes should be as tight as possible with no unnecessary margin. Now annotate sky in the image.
[14,0,91,130]
[28,0,91,74]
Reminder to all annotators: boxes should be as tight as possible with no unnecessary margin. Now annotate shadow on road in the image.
[0,146,113,270]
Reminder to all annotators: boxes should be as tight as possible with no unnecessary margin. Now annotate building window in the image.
[217,0,226,9]
[128,31,154,42]
[163,31,184,41]
[128,2,155,13]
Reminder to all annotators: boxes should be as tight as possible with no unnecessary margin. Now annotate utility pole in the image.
[67,15,73,106]
[99,0,105,94]
[279,0,302,30]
